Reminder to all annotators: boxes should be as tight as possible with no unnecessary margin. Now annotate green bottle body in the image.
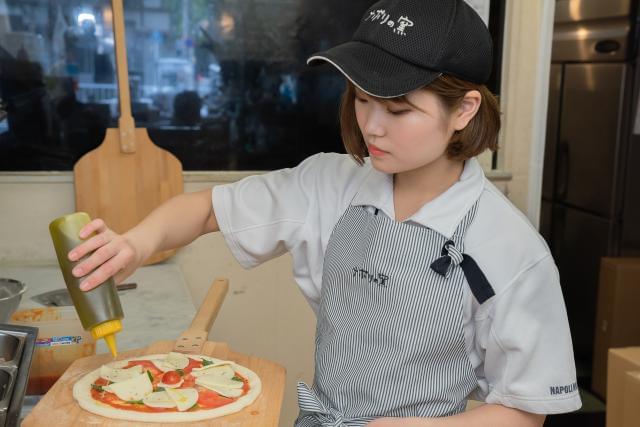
[49,212,124,331]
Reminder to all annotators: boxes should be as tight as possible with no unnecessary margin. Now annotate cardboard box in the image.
[622,371,640,427]
[592,258,640,399]
[607,347,640,427]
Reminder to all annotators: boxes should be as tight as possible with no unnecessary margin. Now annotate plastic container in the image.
[9,307,95,395]
[49,212,123,357]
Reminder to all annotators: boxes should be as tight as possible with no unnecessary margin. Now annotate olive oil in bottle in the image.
[49,212,123,357]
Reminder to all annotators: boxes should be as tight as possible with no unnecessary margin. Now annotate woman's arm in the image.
[125,188,219,258]
[70,189,218,291]
[368,404,546,427]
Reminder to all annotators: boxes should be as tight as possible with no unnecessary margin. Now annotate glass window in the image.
[0,0,503,171]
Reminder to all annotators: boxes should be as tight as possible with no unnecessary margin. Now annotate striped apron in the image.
[296,201,494,426]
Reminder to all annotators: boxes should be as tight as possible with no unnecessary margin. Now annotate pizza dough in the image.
[73,353,262,422]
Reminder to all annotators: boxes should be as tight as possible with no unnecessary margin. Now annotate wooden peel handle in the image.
[190,278,229,333]
[111,0,136,153]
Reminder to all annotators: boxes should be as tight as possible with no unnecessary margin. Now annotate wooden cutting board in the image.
[22,279,286,426]
[74,0,183,265]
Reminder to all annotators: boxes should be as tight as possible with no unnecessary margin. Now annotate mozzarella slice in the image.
[165,352,190,370]
[151,359,176,372]
[104,372,153,401]
[142,391,177,409]
[100,364,143,383]
[195,372,243,389]
[158,378,184,389]
[165,387,198,411]
[195,379,244,398]
[191,364,235,378]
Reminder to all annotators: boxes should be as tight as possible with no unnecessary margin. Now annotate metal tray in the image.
[0,324,37,427]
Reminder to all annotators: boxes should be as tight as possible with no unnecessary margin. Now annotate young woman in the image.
[70,1,581,425]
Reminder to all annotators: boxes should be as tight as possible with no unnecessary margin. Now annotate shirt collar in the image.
[351,157,486,238]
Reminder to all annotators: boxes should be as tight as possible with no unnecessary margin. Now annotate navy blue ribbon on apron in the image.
[430,240,495,304]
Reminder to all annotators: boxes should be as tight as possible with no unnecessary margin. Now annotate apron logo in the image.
[549,382,578,395]
[352,267,389,287]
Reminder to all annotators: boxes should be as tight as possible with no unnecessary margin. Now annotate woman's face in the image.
[354,87,457,175]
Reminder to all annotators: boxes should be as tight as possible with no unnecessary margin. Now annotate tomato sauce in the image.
[183,357,203,374]
[196,387,233,408]
[94,377,110,386]
[181,374,196,388]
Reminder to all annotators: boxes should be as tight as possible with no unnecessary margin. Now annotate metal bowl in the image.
[0,280,26,323]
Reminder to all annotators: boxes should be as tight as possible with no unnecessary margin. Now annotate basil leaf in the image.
[176,369,185,376]
[147,370,154,383]
[231,375,243,382]
[155,387,165,392]
[91,383,104,392]
[126,399,144,405]
[201,359,214,366]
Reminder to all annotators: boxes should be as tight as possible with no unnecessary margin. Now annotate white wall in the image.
[497,0,555,227]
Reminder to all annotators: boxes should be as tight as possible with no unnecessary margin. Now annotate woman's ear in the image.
[452,90,482,131]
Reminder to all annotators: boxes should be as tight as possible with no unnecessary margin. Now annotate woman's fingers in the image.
[80,218,108,239]
[73,237,119,281]
[69,232,112,264]
[68,219,110,261]
[78,248,132,291]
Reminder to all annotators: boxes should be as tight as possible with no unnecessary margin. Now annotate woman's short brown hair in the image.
[339,75,501,165]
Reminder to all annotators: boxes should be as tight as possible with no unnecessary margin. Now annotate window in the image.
[0,0,503,171]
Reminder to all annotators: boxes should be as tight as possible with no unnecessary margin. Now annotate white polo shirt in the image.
[212,152,582,415]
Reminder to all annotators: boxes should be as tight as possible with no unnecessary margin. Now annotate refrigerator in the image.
[540,0,640,387]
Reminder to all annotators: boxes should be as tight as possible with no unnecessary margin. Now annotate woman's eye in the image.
[355,97,368,103]
[388,109,410,115]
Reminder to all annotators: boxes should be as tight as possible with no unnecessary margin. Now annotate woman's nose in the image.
[362,106,386,137]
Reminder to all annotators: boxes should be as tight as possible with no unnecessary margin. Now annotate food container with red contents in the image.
[9,307,95,395]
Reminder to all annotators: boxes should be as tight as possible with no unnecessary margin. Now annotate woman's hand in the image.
[68,218,146,291]
[66,190,220,292]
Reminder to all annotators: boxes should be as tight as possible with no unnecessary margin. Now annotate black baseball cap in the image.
[307,0,493,98]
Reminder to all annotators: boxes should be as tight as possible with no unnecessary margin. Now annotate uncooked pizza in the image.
[73,352,261,422]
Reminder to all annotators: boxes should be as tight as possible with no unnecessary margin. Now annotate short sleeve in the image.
[212,154,322,268]
[474,254,583,414]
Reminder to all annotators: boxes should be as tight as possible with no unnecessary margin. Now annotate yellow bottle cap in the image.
[90,319,122,358]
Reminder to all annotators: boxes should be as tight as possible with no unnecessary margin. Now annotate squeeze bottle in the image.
[49,212,123,357]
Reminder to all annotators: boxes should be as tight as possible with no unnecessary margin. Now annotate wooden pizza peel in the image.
[22,278,286,427]
[73,0,183,265]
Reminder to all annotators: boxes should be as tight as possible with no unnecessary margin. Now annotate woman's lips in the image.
[368,144,388,157]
